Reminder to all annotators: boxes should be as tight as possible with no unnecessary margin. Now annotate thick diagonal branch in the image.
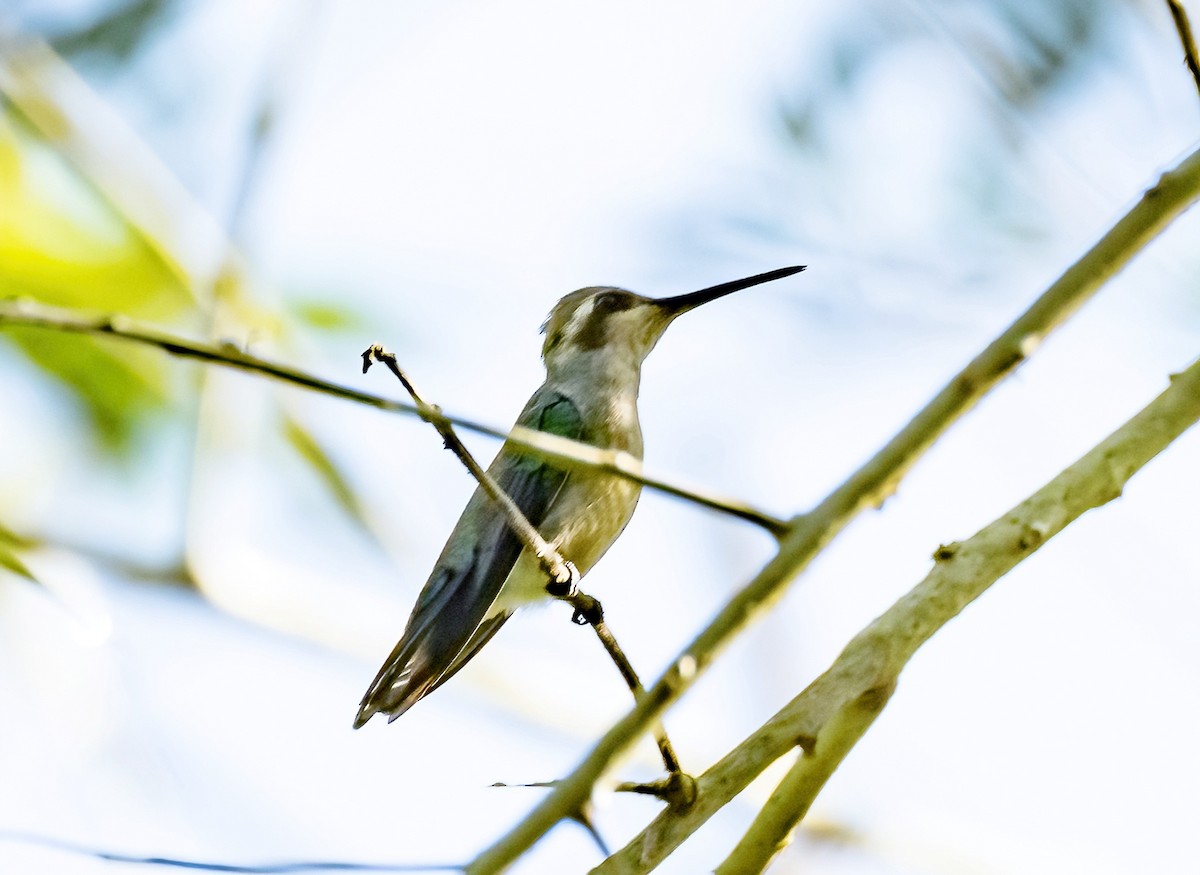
[467,144,1200,875]
[608,353,1200,873]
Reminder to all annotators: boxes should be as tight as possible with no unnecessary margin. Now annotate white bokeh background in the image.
[2,0,1199,872]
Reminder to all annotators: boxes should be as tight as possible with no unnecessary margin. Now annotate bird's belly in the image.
[489,476,641,616]
[490,552,560,614]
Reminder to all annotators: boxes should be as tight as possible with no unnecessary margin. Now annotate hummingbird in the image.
[354,265,804,727]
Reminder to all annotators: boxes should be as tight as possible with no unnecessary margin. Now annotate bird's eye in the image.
[594,291,627,312]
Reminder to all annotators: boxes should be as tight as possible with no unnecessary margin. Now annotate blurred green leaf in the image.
[1,103,190,455]
[289,298,364,333]
[0,521,33,548]
[0,541,36,583]
[0,111,191,317]
[5,327,172,452]
[282,412,370,528]
[778,0,1121,152]
[51,0,179,63]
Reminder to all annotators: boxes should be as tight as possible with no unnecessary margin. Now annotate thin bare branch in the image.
[362,344,576,587]
[0,829,459,872]
[0,300,789,536]
[1166,0,1200,101]
[362,345,689,794]
[466,144,1200,875]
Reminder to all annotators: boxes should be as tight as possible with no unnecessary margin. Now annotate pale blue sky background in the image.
[2,1,1200,872]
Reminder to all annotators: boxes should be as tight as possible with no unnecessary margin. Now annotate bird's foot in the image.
[569,593,604,626]
[544,559,580,598]
[544,562,604,625]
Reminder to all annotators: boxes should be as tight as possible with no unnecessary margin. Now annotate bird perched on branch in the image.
[354,266,804,727]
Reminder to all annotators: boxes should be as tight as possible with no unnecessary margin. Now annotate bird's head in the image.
[540,266,804,379]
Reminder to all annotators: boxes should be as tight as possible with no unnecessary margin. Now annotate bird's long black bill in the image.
[656,265,805,315]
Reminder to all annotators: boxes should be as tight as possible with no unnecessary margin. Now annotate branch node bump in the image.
[932,542,959,562]
[615,771,697,811]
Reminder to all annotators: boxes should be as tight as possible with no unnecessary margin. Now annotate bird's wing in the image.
[354,390,582,726]
[422,610,510,698]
